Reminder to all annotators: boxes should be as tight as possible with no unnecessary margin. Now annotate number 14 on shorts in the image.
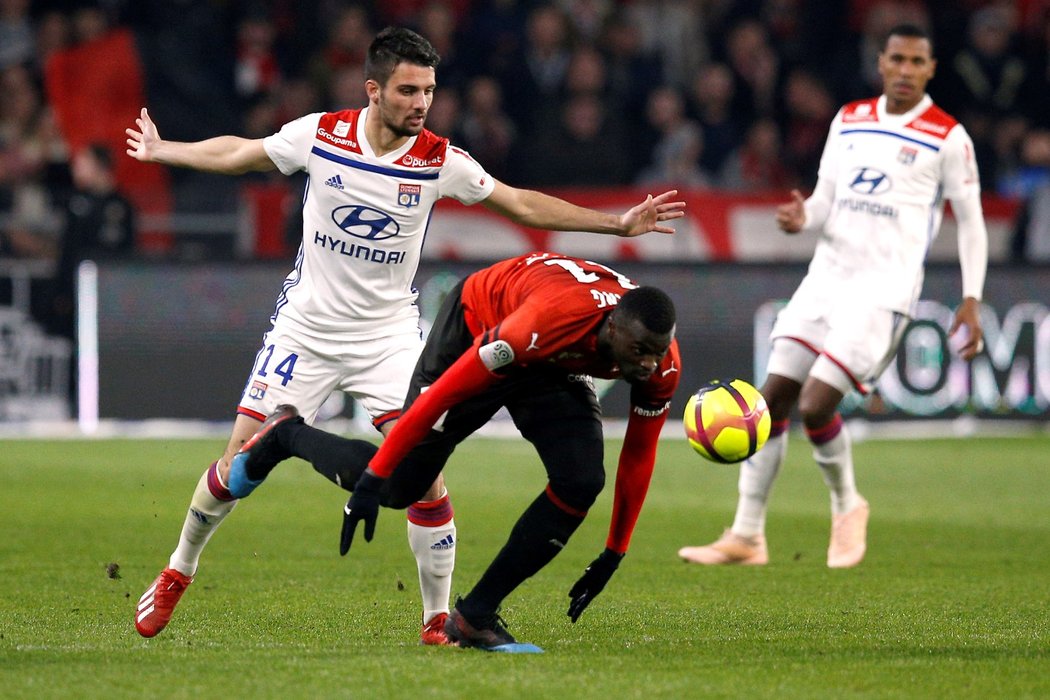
[255,344,299,387]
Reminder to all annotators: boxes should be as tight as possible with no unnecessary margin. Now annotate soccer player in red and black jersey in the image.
[340,252,680,649]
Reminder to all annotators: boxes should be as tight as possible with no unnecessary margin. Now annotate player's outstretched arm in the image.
[125,107,276,175]
[482,181,685,237]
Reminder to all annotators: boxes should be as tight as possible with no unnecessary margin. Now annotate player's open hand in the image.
[619,190,686,237]
[567,548,624,622]
[125,107,160,162]
[340,470,385,555]
[776,189,806,233]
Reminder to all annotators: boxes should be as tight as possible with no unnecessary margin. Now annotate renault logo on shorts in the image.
[848,167,892,195]
[331,205,400,240]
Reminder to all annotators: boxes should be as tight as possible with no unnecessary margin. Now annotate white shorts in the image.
[766,277,909,395]
[237,319,423,428]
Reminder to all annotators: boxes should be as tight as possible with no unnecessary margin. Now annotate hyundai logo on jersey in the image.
[848,167,892,195]
[331,205,400,240]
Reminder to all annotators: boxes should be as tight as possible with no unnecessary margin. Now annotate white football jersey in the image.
[806,94,981,313]
[262,107,495,339]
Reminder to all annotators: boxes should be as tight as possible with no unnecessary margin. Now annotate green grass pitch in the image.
[1,434,1048,698]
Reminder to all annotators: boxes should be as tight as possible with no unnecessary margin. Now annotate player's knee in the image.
[797,393,837,429]
[550,469,605,512]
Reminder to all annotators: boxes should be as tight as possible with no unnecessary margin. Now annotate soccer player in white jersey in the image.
[125,27,686,642]
[679,24,988,569]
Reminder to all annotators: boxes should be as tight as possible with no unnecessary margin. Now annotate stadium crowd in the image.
[3,0,1050,266]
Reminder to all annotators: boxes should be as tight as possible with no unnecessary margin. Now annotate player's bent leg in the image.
[227,405,303,498]
[137,458,240,638]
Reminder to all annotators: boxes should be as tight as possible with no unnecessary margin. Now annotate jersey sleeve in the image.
[940,125,981,201]
[439,144,496,205]
[263,112,323,175]
[814,107,845,184]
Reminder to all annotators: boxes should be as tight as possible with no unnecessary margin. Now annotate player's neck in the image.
[883,94,923,116]
[363,111,411,156]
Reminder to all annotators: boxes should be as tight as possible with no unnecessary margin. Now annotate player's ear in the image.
[365,79,381,103]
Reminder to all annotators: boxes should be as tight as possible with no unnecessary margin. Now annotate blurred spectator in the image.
[941,5,1029,119]
[1019,5,1050,125]
[513,92,630,187]
[718,118,793,192]
[415,1,471,91]
[687,62,742,176]
[374,0,472,27]
[0,64,65,258]
[32,10,70,77]
[635,86,712,189]
[781,68,837,189]
[599,9,662,120]
[998,124,1050,199]
[307,4,373,99]
[988,115,1032,196]
[234,13,282,101]
[459,0,527,79]
[423,86,465,144]
[0,0,34,70]
[325,63,368,111]
[496,4,575,135]
[45,143,134,340]
[723,18,783,123]
[71,5,110,44]
[273,76,323,127]
[1011,129,1050,261]
[623,0,708,90]
[557,0,614,43]
[459,76,517,182]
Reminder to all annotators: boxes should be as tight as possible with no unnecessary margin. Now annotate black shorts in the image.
[385,279,606,511]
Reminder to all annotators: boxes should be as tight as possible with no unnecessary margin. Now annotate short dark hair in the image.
[617,286,676,334]
[365,27,440,85]
[883,23,934,56]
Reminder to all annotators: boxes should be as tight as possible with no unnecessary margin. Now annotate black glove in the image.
[567,548,624,623]
[340,470,385,555]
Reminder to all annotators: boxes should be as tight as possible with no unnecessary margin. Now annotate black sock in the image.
[458,491,584,623]
[279,421,378,491]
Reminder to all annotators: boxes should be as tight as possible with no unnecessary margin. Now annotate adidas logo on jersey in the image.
[325,174,344,190]
[430,534,455,550]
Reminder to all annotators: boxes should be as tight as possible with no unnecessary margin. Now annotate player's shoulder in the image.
[838,98,880,124]
[314,109,364,153]
[905,102,962,141]
[393,128,451,169]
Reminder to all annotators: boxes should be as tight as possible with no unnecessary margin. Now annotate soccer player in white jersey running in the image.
[679,24,988,569]
[125,27,686,643]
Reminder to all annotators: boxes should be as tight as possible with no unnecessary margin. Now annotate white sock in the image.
[406,494,455,625]
[168,463,237,576]
[732,429,788,537]
[808,417,861,516]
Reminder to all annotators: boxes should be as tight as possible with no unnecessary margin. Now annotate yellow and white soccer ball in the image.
[683,379,771,463]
